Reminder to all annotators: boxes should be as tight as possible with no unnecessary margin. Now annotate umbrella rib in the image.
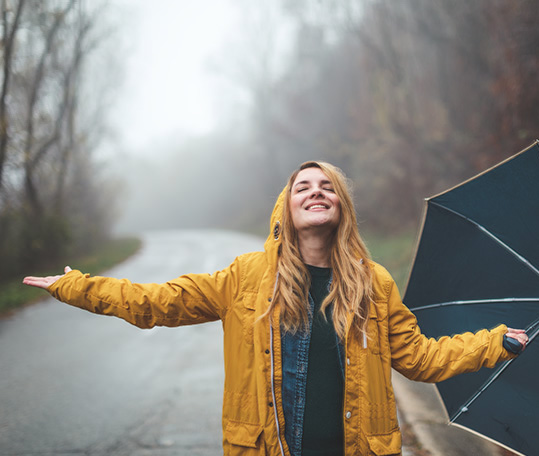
[450,355,514,423]
[450,316,539,423]
[410,297,539,312]
[430,201,539,278]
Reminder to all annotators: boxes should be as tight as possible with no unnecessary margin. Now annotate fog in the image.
[106,0,295,235]
[99,0,539,236]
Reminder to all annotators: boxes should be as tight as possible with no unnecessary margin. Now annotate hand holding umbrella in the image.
[504,328,528,353]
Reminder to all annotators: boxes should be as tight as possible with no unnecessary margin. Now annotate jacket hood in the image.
[263,186,287,265]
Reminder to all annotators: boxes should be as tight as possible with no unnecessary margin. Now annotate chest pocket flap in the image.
[224,420,263,448]
[366,429,402,455]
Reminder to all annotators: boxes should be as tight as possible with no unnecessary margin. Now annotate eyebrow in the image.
[293,179,333,188]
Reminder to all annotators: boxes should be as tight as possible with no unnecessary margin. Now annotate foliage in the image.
[0,236,141,316]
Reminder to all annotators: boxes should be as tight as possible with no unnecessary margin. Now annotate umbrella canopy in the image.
[403,140,539,456]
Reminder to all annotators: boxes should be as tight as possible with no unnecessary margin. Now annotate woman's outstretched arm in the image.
[22,259,241,329]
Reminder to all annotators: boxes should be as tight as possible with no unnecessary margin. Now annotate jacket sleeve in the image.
[385,276,515,383]
[47,258,242,329]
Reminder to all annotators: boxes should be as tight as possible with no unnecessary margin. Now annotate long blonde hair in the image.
[269,161,373,341]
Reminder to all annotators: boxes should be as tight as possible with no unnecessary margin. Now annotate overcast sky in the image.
[107,0,246,154]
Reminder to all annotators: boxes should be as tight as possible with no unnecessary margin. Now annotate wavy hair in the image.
[268,161,373,341]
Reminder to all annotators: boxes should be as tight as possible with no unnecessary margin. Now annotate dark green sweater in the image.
[302,265,344,456]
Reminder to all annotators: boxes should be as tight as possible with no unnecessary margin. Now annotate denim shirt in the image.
[281,288,346,456]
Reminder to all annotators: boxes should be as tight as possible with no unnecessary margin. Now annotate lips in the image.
[306,203,329,210]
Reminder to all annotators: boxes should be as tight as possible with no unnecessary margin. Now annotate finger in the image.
[22,277,50,289]
[507,328,526,334]
[506,332,527,341]
[64,266,72,273]
[506,333,529,351]
[519,334,529,348]
[23,276,42,285]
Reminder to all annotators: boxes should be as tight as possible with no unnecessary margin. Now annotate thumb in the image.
[64,266,72,273]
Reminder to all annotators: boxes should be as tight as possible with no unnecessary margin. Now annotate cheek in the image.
[290,196,303,221]
[333,198,342,221]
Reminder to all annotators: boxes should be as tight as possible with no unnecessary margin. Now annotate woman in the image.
[24,161,528,456]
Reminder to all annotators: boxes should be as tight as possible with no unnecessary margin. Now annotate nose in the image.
[309,187,324,198]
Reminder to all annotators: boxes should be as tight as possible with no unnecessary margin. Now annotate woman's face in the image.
[290,167,341,234]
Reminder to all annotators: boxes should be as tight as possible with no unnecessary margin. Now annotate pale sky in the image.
[108,0,245,154]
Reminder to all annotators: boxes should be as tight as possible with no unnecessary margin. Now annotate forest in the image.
[1,0,538,281]
[234,0,539,231]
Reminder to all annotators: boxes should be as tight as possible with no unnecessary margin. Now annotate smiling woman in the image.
[22,161,526,456]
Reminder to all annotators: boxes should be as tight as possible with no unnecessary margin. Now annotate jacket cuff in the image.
[47,269,86,300]
[491,324,518,361]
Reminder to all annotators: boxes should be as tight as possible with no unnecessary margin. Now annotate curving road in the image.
[0,230,264,456]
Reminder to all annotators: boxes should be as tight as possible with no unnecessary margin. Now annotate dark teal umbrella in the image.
[403,140,539,456]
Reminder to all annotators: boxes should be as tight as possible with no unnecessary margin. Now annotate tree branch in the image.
[0,0,26,192]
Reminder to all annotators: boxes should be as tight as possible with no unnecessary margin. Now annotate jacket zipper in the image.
[269,273,286,456]
[270,324,286,456]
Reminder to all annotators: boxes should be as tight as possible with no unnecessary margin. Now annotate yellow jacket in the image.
[48,189,513,456]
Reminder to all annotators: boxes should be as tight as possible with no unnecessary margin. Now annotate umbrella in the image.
[403,140,539,456]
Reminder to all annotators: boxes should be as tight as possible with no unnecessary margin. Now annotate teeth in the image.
[309,204,327,209]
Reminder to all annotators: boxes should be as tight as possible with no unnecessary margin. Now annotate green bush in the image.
[0,236,141,316]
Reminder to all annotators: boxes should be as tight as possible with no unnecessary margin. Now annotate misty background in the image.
[1,0,538,280]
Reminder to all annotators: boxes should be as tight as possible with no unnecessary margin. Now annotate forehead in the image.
[293,167,331,185]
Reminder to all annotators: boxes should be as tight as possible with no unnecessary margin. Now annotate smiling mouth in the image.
[306,204,329,210]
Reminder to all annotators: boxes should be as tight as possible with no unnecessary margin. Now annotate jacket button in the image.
[268,297,272,302]
[265,349,270,354]
[345,411,352,419]
[269,402,273,407]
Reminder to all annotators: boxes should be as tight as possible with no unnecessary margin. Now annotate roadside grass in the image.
[0,237,142,316]
[363,229,418,292]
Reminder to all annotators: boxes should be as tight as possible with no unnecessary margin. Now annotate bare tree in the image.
[0,0,25,193]
[0,0,121,279]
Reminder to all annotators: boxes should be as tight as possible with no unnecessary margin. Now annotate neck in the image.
[297,231,334,267]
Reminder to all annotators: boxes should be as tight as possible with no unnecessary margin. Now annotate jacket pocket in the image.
[224,419,265,456]
[366,429,402,455]
[241,294,257,345]
[366,315,381,354]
